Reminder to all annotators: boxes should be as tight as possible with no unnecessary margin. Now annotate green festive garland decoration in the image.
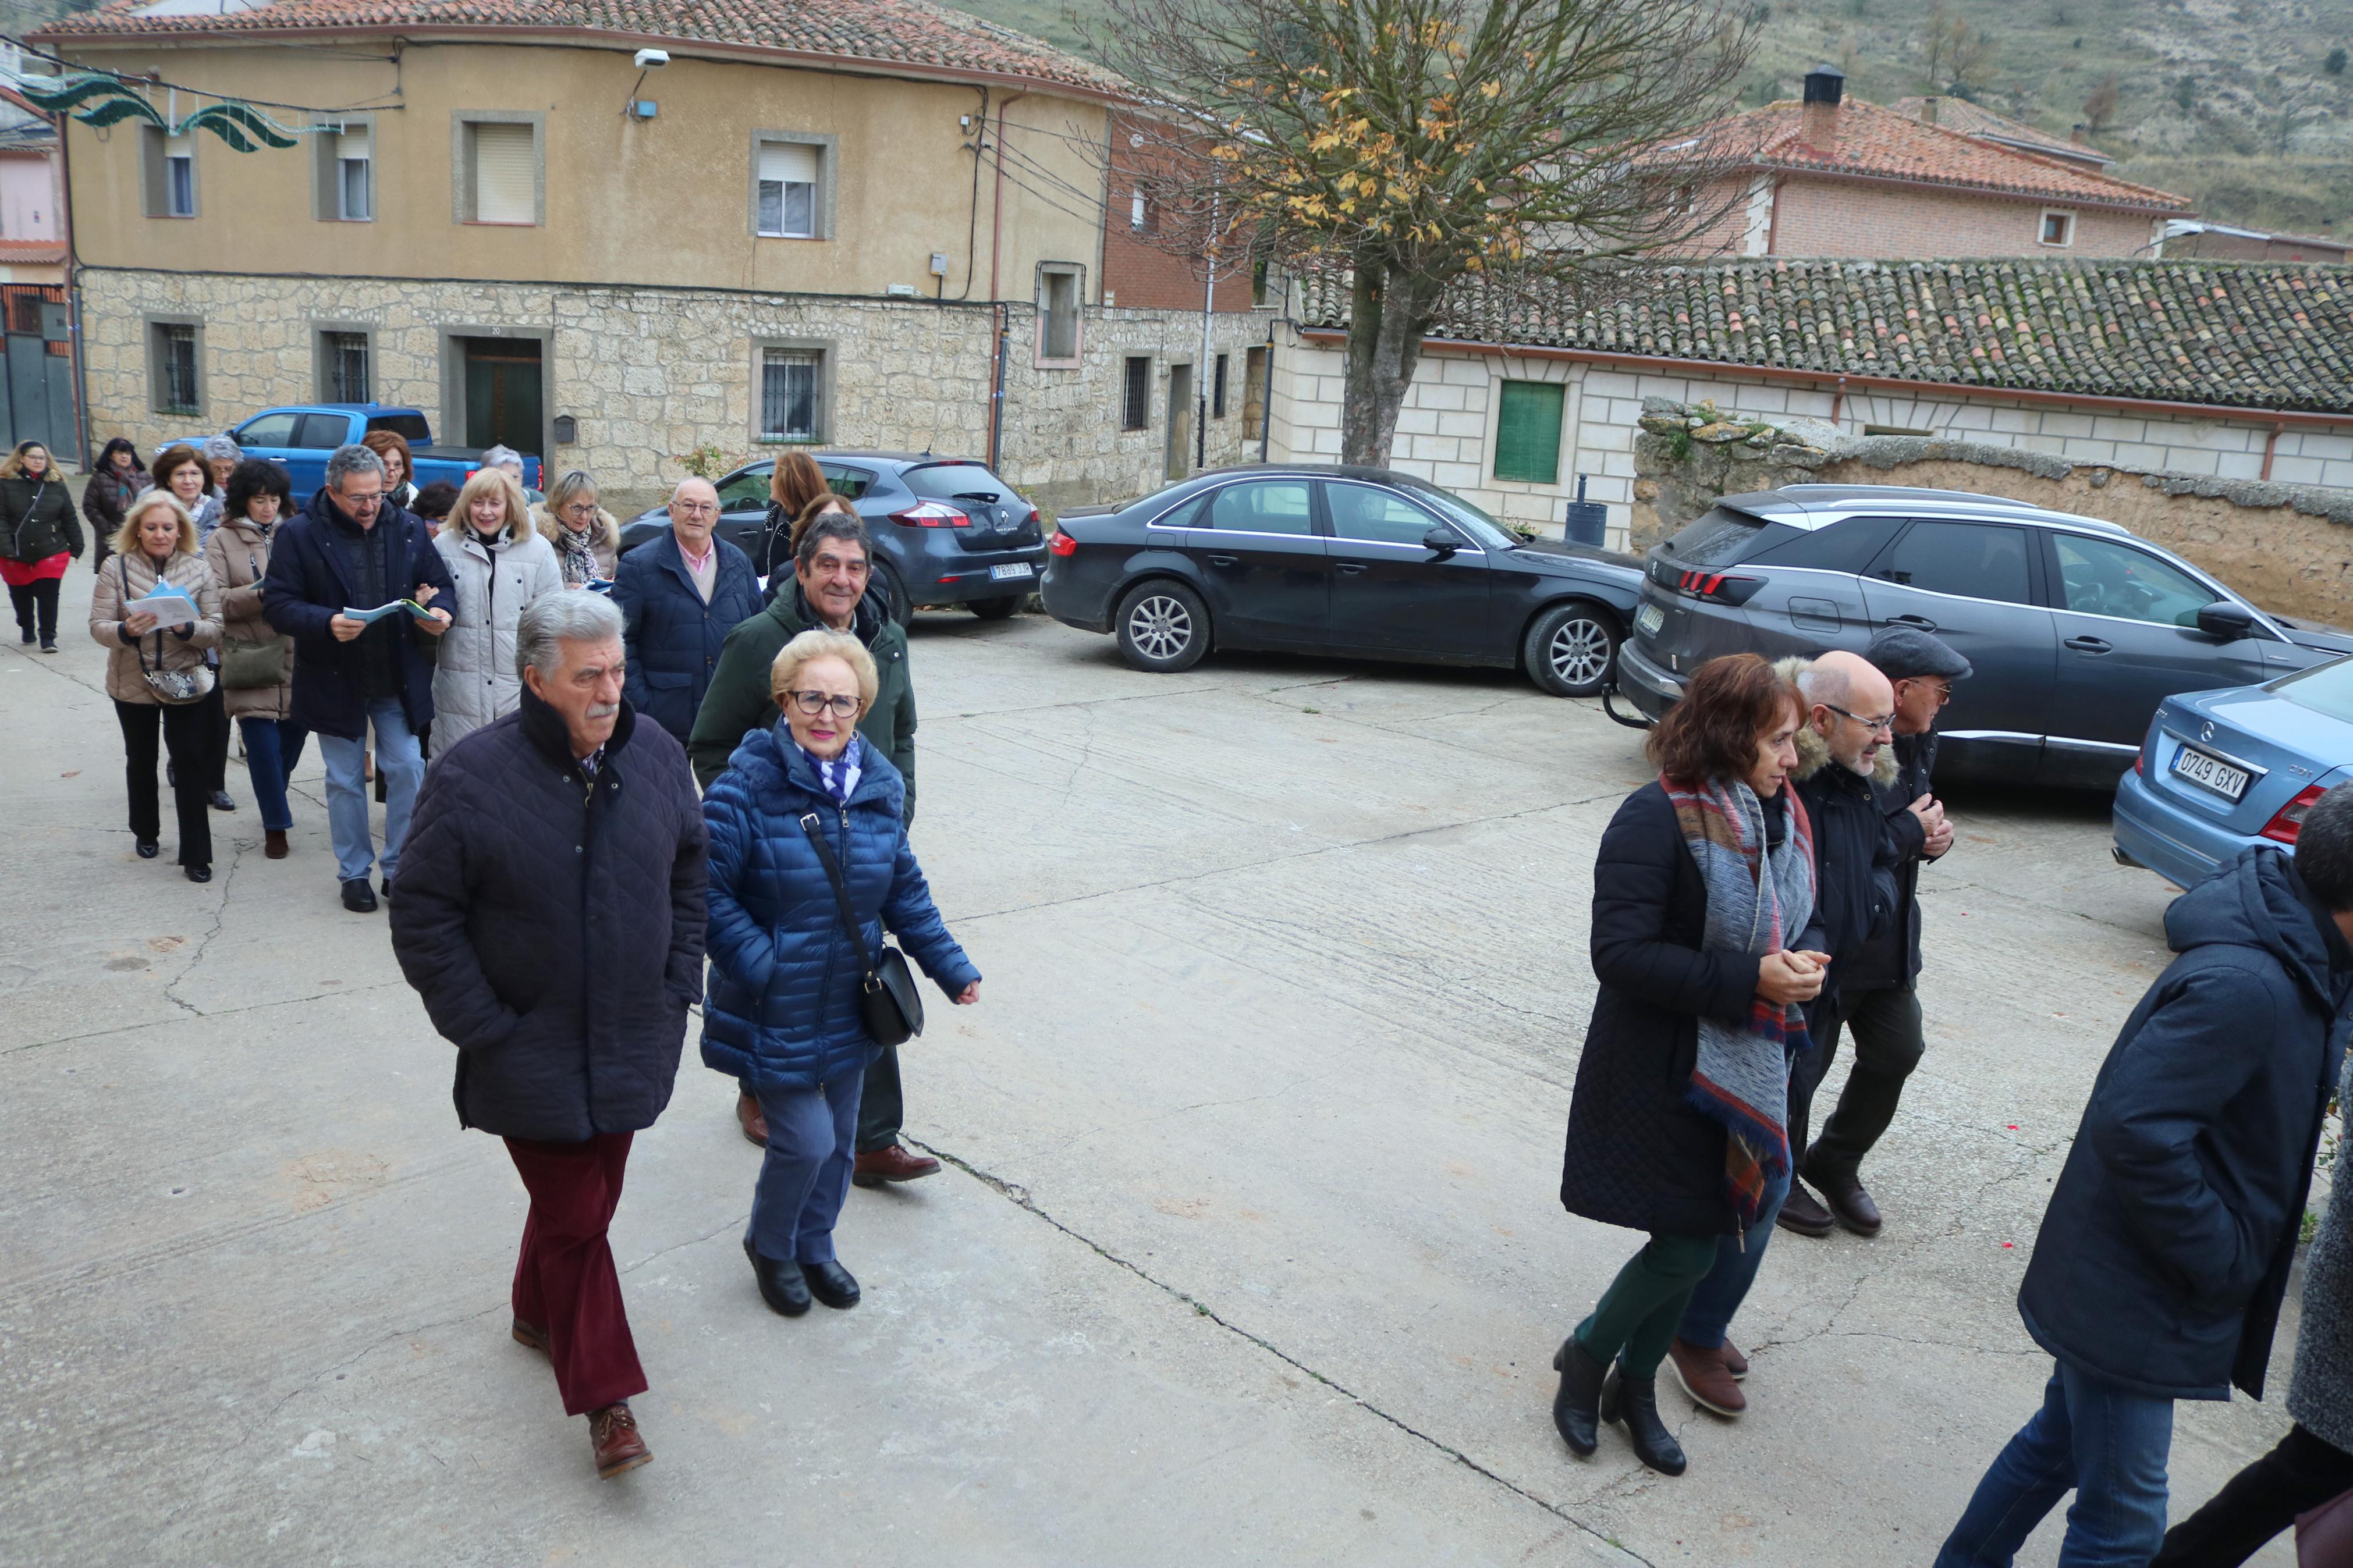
[16,72,300,150]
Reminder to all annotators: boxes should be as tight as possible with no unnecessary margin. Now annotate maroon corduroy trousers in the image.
[504,1132,647,1416]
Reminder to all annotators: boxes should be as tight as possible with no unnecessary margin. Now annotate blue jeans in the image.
[1936,1361,2174,1568]
[237,717,309,833]
[317,698,423,883]
[1676,1155,1792,1349]
[748,1070,866,1265]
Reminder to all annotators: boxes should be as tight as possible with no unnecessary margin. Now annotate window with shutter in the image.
[760,347,821,440]
[757,141,821,237]
[470,122,535,225]
[164,134,196,217]
[1493,380,1564,483]
[338,126,372,221]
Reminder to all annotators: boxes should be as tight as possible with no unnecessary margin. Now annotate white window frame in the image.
[753,339,829,445]
[452,111,545,227]
[314,115,375,222]
[2038,208,2076,248]
[1034,261,1084,368]
[748,130,838,240]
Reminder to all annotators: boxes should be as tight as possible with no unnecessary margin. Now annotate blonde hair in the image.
[769,628,877,713]
[443,466,531,541]
[114,490,200,559]
[535,470,618,550]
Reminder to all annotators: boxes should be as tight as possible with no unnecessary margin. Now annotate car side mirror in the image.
[1422,527,1458,559]
[2195,601,2256,641]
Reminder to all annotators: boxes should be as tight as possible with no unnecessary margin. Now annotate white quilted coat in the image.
[429,526,563,750]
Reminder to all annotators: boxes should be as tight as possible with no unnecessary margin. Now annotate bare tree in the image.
[1089,0,1758,466]
[2081,73,2120,133]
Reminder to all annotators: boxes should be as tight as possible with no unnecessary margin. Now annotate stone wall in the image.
[79,266,1263,515]
[1630,396,2353,624]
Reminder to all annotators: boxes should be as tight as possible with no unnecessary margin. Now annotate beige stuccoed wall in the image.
[56,40,1105,302]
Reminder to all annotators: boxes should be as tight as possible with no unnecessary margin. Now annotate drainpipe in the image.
[54,102,87,470]
[1197,191,1215,471]
[986,91,1030,304]
[1829,374,1848,429]
[1258,318,1275,462]
[2261,423,2283,481]
[985,93,1027,472]
[988,302,1009,470]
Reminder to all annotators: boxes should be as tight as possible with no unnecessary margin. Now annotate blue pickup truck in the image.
[222,404,541,497]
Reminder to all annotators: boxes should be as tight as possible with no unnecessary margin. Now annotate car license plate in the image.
[1635,602,1665,637]
[2171,744,2251,802]
[989,563,1034,581]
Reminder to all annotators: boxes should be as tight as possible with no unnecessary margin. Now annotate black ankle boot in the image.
[1602,1361,1687,1475]
[743,1236,811,1316]
[1550,1336,1606,1457]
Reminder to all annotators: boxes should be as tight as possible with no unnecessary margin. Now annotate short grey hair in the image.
[516,589,625,682]
[202,435,242,465]
[481,444,524,473]
[324,443,386,492]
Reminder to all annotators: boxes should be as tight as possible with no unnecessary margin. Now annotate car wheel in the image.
[1524,602,1621,698]
[1114,581,1209,673]
[873,563,911,626]
[969,594,1023,621]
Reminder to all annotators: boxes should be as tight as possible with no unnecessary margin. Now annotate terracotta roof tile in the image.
[1676,97,2187,213]
[1887,95,2110,166]
[0,239,68,262]
[1296,258,2353,414]
[33,0,1121,96]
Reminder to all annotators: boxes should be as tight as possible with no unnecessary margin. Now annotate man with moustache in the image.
[391,592,708,1481]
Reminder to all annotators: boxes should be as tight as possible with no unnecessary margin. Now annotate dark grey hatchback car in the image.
[1616,485,2353,787]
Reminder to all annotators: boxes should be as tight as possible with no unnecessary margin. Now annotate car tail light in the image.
[892,502,970,528]
[1673,569,1764,607]
[1048,529,1078,557]
[2260,784,2328,845]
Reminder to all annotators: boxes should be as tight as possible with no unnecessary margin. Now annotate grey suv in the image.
[1614,484,2353,787]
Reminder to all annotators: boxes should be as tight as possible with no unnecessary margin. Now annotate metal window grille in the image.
[157,324,198,413]
[1120,357,1150,431]
[324,332,370,403]
[1212,354,1229,418]
[761,347,819,440]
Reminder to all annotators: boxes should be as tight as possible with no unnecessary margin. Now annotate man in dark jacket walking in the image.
[261,444,453,913]
[1937,792,2353,1567]
[612,477,761,745]
[687,510,935,1183]
[389,591,708,1483]
[1780,626,1964,1238]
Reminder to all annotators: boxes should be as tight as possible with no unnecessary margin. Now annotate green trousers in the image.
[1575,1232,1719,1379]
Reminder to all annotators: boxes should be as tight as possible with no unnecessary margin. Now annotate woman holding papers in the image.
[89,490,222,881]
[430,467,562,751]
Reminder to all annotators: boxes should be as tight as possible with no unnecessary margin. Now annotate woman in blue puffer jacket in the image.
[701,628,980,1319]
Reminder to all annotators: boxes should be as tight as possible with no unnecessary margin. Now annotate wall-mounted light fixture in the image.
[624,48,667,119]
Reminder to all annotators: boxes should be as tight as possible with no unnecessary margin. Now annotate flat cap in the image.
[1865,624,1972,682]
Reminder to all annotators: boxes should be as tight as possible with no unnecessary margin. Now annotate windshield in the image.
[1398,481,1519,550]
[2273,657,2353,726]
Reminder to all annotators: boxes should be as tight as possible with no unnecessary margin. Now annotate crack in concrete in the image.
[1,979,410,1057]
[906,1135,1653,1568]
[162,833,250,1015]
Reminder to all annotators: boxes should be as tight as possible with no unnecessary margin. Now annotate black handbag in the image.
[799,810,924,1048]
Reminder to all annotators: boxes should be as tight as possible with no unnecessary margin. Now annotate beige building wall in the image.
[56,40,1106,301]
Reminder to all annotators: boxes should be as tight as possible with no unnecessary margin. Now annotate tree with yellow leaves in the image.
[1092,0,1758,464]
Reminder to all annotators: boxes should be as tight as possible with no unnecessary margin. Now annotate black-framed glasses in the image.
[786,689,860,718]
[1823,703,1894,734]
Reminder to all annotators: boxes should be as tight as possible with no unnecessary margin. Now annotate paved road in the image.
[0,579,2304,1566]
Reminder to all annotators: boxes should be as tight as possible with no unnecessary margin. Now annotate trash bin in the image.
[1561,474,1607,547]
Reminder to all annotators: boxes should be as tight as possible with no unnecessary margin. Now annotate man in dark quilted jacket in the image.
[389,591,708,1483]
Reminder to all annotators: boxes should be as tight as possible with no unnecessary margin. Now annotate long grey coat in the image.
[2291,1050,2353,1451]
[428,525,562,751]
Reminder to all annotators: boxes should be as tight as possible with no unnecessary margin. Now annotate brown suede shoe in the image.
[589,1402,651,1480]
[737,1090,768,1147]
[264,829,289,859]
[1776,1183,1835,1238]
[1666,1336,1747,1417]
[852,1142,941,1187]
[1722,1339,1749,1380]
[511,1317,550,1357]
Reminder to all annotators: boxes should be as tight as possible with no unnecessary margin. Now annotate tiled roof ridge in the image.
[1290,256,2353,415]
[1886,94,2110,163]
[34,0,1124,95]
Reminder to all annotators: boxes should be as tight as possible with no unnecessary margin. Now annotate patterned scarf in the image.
[1663,773,1818,1227]
[787,728,862,806]
[556,522,601,586]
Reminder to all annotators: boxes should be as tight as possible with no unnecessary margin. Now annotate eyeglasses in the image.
[1909,679,1954,706]
[1823,703,1895,734]
[340,489,384,508]
[674,502,717,517]
[561,502,599,518]
[785,689,860,718]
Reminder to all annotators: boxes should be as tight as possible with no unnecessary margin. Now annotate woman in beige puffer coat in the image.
[430,467,562,752]
[203,458,306,859]
[90,489,222,879]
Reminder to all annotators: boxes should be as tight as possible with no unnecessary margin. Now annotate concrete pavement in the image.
[0,568,2305,1566]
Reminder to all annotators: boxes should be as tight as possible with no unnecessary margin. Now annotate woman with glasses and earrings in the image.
[1,440,81,653]
[362,431,421,513]
[700,628,979,1320]
[205,459,308,859]
[1550,652,1827,1478]
[533,470,620,587]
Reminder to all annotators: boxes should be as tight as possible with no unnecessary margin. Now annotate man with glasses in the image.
[1781,629,1969,1242]
[612,477,761,746]
[689,510,933,1183]
[263,443,455,913]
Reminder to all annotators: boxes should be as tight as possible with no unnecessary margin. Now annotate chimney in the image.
[1802,63,1846,154]
[1919,95,1939,125]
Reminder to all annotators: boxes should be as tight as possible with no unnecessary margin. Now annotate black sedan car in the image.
[1040,464,1644,696]
[620,451,1047,621]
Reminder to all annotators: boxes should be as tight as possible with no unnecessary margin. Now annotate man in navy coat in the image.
[1938,788,2353,1566]
[611,477,761,745]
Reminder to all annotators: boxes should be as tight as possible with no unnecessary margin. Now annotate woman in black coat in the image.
[1552,652,1826,1478]
[83,436,143,573]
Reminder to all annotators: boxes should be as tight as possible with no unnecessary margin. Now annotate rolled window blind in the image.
[472,123,534,224]
[758,141,818,186]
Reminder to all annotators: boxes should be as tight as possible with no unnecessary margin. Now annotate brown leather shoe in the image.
[1814,1177,1884,1238]
[1666,1336,1747,1417]
[264,829,289,859]
[589,1402,651,1480]
[511,1317,550,1356]
[1722,1339,1749,1380]
[852,1143,941,1187]
[1776,1183,1835,1238]
[737,1090,767,1147]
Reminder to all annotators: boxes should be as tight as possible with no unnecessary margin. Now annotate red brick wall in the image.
[1769,177,2160,259]
[1102,219,1256,312]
